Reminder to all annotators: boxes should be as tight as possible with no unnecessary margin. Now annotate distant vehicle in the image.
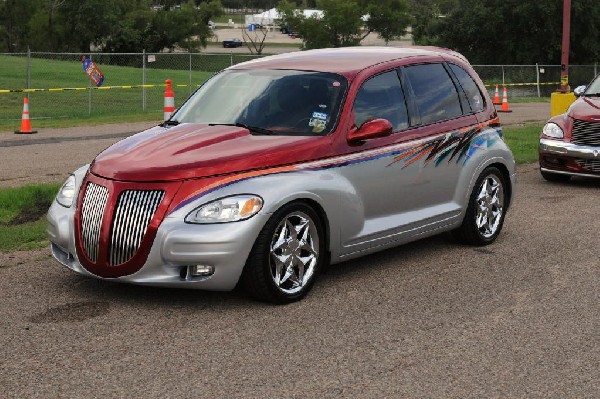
[288,32,301,39]
[222,38,242,48]
[539,75,600,182]
[208,21,216,30]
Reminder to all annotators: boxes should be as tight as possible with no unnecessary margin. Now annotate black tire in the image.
[240,202,325,304]
[541,170,571,183]
[453,166,508,246]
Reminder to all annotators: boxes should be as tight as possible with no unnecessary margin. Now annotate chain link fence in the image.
[0,51,262,128]
[0,52,599,129]
[474,64,599,98]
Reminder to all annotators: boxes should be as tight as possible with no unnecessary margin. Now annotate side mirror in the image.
[347,118,393,143]
[574,85,586,97]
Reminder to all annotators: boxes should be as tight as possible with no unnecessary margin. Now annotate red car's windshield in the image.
[173,69,348,136]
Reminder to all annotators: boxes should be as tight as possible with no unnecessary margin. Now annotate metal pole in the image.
[189,52,192,96]
[536,63,541,98]
[559,0,571,93]
[26,47,31,98]
[501,65,505,86]
[143,50,147,112]
[88,54,92,115]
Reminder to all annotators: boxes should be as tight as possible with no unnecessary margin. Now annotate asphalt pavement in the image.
[0,102,598,398]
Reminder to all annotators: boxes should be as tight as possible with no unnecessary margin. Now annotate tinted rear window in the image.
[404,63,462,125]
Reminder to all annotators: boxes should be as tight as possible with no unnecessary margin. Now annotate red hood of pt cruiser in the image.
[90,123,332,181]
[568,96,600,121]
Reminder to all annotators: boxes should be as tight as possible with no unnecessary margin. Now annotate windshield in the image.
[173,69,348,135]
[585,74,600,96]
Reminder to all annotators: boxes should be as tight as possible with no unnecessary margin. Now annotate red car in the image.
[48,47,515,303]
[539,78,600,181]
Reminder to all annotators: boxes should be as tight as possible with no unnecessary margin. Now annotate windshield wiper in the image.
[161,119,180,127]
[584,92,600,97]
[208,122,276,135]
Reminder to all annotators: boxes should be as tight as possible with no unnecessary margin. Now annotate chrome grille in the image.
[575,159,600,172]
[80,183,109,262]
[572,119,600,146]
[109,190,164,266]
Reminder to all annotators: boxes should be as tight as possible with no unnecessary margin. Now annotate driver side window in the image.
[354,70,409,132]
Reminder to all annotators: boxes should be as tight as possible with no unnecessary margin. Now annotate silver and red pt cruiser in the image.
[48,47,516,303]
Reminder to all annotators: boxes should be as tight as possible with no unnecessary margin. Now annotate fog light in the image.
[191,265,214,277]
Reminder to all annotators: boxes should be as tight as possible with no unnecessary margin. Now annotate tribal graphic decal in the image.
[388,125,500,169]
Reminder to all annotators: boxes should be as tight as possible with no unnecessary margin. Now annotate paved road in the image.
[1,102,598,397]
[1,166,599,398]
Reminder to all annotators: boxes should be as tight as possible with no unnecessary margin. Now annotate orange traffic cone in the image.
[14,97,38,134]
[163,79,175,121]
[493,84,501,105]
[497,86,512,113]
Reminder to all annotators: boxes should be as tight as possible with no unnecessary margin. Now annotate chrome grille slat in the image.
[109,189,164,266]
[80,183,109,262]
[572,119,600,146]
[575,159,600,172]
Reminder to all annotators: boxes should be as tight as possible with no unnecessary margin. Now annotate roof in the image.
[230,46,468,78]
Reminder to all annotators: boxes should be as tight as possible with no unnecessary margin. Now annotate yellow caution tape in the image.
[483,82,561,88]
[0,83,201,94]
[0,81,562,94]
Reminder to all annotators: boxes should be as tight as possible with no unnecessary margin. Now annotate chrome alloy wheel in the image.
[269,211,319,295]
[475,174,504,238]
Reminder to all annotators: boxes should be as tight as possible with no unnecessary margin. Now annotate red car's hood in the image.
[568,97,600,121]
[90,123,332,181]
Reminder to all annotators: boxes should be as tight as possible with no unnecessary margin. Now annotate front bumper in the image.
[48,199,269,291]
[539,138,600,178]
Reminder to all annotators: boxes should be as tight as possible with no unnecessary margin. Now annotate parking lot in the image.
[0,104,598,397]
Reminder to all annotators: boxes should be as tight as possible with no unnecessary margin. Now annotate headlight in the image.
[185,195,263,224]
[542,122,564,139]
[56,175,76,208]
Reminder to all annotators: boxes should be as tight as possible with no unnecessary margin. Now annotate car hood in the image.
[567,96,600,121]
[90,123,331,181]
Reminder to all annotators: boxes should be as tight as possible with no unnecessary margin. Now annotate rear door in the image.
[337,62,479,255]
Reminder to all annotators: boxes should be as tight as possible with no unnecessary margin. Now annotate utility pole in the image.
[551,0,575,116]
[559,0,571,93]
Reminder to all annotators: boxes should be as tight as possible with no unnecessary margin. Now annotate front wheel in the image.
[240,202,325,304]
[453,167,507,246]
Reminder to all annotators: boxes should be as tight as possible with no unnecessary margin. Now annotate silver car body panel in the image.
[48,124,515,290]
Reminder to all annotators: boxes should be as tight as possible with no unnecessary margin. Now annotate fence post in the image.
[230,52,233,66]
[26,47,31,98]
[88,54,92,115]
[595,63,597,79]
[501,65,505,86]
[189,52,192,96]
[536,63,541,98]
[142,50,147,112]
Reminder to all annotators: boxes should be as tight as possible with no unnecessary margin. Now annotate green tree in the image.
[0,0,43,52]
[363,0,413,45]
[423,0,600,64]
[276,0,411,49]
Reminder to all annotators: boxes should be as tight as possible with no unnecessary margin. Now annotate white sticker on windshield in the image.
[312,111,328,120]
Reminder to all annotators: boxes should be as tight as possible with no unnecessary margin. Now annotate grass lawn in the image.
[503,123,542,164]
[0,54,218,131]
[0,183,60,252]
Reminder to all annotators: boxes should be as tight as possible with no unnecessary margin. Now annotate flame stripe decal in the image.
[171,119,501,213]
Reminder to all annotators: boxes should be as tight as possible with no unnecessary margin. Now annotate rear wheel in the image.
[240,202,325,304]
[453,167,507,246]
[541,170,571,183]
